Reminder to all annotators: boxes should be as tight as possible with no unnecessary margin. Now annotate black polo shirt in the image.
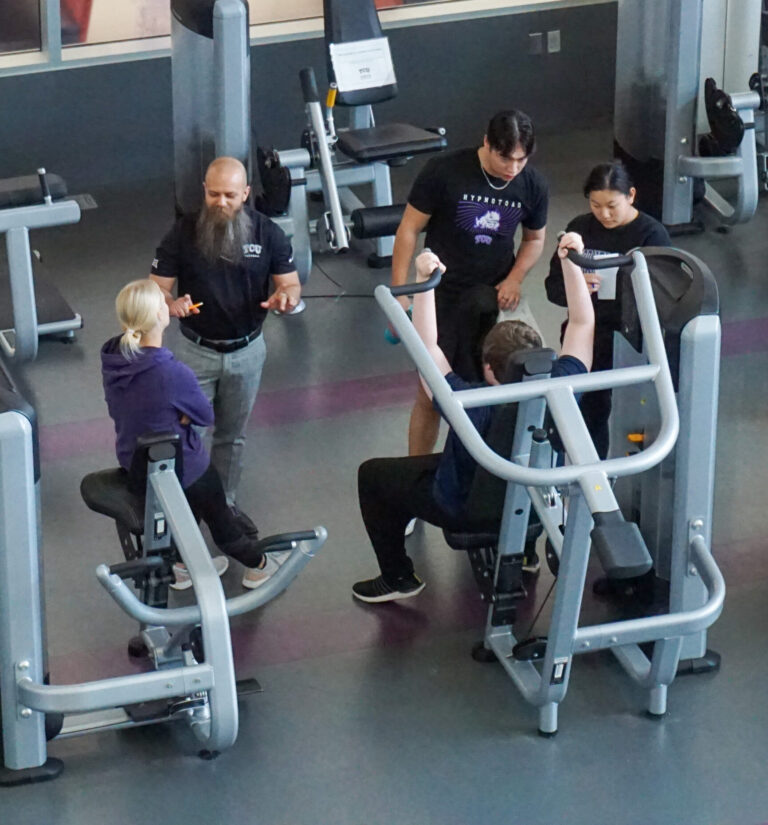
[151,206,296,340]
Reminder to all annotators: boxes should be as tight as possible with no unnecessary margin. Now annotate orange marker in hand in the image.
[190,302,204,310]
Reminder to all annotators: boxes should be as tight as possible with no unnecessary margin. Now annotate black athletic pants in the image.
[358,454,458,584]
[436,283,499,382]
[184,464,262,567]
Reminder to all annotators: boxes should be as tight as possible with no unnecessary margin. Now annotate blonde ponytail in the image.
[115,279,165,359]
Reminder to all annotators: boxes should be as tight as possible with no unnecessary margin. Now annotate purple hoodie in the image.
[101,336,213,488]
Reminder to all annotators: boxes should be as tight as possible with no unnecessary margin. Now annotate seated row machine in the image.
[378,247,725,736]
[0,368,326,785]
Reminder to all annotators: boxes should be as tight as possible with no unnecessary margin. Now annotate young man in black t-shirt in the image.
[391,110,549,459]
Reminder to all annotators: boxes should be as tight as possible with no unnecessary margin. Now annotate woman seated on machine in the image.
[352,232,594,603]
[545,161,670,460]
[101,279,281,591]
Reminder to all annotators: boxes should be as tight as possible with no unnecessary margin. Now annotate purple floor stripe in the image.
[39,369,416,462]
[48,585,487,684]
[45,533,768,685]
[35,318,768,463]
[721,317,768,357]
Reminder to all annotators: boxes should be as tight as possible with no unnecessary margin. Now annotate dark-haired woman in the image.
[544,162,670,458]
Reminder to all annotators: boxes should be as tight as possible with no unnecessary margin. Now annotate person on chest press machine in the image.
[353,233,593,603]
[149,156,301,535]
[101,279,285,591]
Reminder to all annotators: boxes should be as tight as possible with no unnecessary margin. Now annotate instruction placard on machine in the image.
[581,251,621,300]
[329,37,397,92]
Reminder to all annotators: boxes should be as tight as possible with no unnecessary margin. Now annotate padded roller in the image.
[300,67,320,103]
[351,204,405,239]
[590,510,652,579]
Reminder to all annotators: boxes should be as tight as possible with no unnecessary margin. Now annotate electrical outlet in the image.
[547,29,561,53]
[528,32,543,55]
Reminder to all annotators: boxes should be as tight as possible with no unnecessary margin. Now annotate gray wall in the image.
[0,3,616,192]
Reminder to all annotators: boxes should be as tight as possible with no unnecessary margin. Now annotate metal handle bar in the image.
[299,67,349,253]
[95,527,327,627]
[36,167,52,205]
[566,248,634,269]
[252,529,319,554]
[375,249,679,488]
[390,267,442,297]
[573,535,724,652]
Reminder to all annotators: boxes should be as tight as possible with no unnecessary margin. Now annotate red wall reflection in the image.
[61,0,93,43]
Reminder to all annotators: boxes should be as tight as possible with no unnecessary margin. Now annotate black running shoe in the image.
[352,574,425,603]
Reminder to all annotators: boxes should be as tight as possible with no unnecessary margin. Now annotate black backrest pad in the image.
[127,432,183,495]
[618,247,719,390]
[324,0,397,106]
[0,174,67,210]
[461,348,556,531]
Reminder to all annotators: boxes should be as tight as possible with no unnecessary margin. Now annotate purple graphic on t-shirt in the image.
[456,199,523,246]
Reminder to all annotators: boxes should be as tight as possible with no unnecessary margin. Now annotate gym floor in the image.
[2,127,768,824]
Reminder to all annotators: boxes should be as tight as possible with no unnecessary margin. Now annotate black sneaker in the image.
[352,574,425,603]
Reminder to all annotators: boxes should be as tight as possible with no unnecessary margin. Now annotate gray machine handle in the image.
[36,168,52,205]
[95,526,328,626]
[390,267,442,297]
[566,248,634,269]
[299,67,349,253]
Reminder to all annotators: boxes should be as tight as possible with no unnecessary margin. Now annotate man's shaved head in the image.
[205,156,248,188]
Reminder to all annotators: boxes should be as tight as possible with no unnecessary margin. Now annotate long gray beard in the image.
[196,205,253,265]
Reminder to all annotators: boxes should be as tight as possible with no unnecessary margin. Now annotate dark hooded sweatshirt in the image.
[101,337,213,489]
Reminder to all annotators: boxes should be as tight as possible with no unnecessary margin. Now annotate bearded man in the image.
[150,156,300,521]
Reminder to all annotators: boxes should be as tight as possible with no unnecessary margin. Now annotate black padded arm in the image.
[590,510,652,579]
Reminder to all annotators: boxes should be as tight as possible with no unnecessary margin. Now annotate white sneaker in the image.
[171,556,229,591]
[405,518,417,537]
[242,550,291,589]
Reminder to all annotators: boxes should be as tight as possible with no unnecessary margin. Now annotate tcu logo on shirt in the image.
[243,243,262,258]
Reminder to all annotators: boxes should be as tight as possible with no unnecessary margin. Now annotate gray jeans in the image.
[175,332,267,507]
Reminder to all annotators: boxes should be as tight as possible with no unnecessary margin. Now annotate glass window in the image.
[0,0,42,54]
[247,0,442,25]
[59,0,455,49]
[61,0,171,46]
[248,0,321,26]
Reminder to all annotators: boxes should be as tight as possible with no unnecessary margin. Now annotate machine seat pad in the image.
[443,529,501,551]
[443,521,541,551]
[80,468,144,535]
[337,123,447,163]
[0,174,68,209]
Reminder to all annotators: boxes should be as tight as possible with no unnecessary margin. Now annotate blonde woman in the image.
[101,279,280,590]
